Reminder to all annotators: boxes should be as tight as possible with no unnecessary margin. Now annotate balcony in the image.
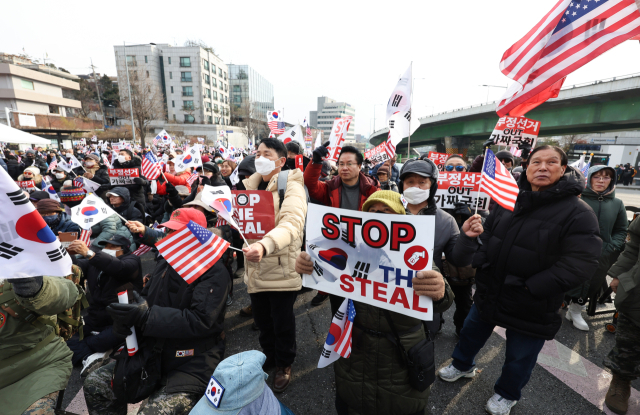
[10,112,103,133]
[181,76,192,82]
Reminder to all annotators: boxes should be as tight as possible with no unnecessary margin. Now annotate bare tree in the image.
[230,100,269,142]
[558,134,587,152]
[181,102,201,124]
[118,68,167,145]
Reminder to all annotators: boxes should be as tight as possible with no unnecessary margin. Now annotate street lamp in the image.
[480,84,508,104]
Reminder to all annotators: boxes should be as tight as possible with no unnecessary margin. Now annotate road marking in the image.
[493,327,640,413]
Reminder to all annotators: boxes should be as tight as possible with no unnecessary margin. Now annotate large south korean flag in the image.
[0,167,72,279]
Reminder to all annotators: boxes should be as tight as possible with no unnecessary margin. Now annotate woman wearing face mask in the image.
[37,199,81,235]
[564,165,628,331]
[400,159,484,336]
[47,168,68,192]
[17,166,43,193]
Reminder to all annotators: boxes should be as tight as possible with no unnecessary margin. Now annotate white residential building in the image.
[310,96,356,142]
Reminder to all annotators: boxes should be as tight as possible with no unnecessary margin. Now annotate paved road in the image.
[617,188,640,220]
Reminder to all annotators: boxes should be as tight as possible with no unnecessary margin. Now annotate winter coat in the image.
[47,173,69,192]
[567,166,628,300]
[106,186,144,223]
[23,156,48,173]
[90,214,136,251]
[111,156,148,211]
[472,166,602,340]
[304,162,379,210]
[84,164,110,186]
[242,169,307,294]
[0,157,7,172]
[5,159,24,180]
[133,228,231,395]
[72,251,142,327]
[608,216,640,326]
[334,265,454,415]
[379,180,399,193]
[0,277,79,414]
[49,212,81,235]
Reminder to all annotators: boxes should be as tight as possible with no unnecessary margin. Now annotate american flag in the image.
[267,111,285,134]
[185,172,199,187]
[142,152,162,180]
[48,159,58,172]
[80,229,92,247]
[156,220,229,284]
[481,149,520,211]
[335,299,355,358]
[497,0,640,116]
[384,132,396,159]
[132,222,162,256]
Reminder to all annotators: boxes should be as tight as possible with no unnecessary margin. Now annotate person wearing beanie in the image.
[82,153,110,188]
[189,351,294,415]
[37,198,80,235]
[84,209,231,414]
[376,164,399,193]
[24,148,48,172]
[59,180,86,208]
[17,166,43,192]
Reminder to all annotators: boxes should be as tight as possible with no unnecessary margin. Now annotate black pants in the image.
[623,176,633,186]
[335,395,425,415]
[450,283,474,330]
[250,291,297,367]
[232,231,244,267]
[329,294,345,317]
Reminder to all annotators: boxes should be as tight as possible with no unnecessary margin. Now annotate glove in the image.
[482,138,495,149]
[11,276,44,298]
[106,291,150,330]
[453,202,473,221]
[133,177,145,185]
[112,319,133,338]
[312,145,329,164]
[519,143,532,160]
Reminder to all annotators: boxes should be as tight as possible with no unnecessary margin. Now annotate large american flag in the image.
[335,299,355,358]
[156,220,229,284]
[142,152,161,180]
[497,0,640,116]
[481,149,520,211]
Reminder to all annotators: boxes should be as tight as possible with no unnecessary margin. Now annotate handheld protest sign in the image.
[58,232,78,248]
[365,143,391,165]
[435,172,490,211]
[295,154,304,172]
[327,117,352,162]
[108,168,140,185]
[231,190,275,240]
[303,204,435,320]
[490,116,540,147]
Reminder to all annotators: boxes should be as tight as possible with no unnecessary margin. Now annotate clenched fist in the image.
[412,270,445,301]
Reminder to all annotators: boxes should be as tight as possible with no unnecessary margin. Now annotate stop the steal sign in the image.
[231,190,275,240]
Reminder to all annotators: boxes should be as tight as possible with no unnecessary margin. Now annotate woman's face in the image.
[220,162,232,176]
[591,170,613,193]
[23,171,33,179]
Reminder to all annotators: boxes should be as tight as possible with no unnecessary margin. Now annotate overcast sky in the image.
[5,0,640,136]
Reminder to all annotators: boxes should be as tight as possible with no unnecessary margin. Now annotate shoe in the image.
[226,296,233,306]
[438,363,477,382]
[234,267,245,279]
[565,302,589,331]
[252,321,259,331]
[80,350,110,378]
[605,374,631,414]
[239,305,252,317]
[311,293,329,306]
[263,355,276,371]
[273,366,292,393]
[485,393,517,415]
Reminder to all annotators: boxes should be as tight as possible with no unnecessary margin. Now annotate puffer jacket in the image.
[106,186,144,223]
[23,156,48,173]
[90,213,136,251]
[111,156,147,211]
[49,212,81,235]
[335,267,454,415]
[608,216,640,326]
[242,169,307,294]
[567,166,627,300]
[472,166,602,340]
[5,159,24,180]
[305,161,379,209]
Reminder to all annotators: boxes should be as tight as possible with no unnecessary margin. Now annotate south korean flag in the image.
[205,375,225,408]
[174,146,202,173]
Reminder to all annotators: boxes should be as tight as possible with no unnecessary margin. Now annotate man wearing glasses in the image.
[304,144,379,311]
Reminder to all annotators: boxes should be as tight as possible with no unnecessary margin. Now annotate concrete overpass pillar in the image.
[444,136,471,157]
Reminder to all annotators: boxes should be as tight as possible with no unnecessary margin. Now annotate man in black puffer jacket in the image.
[111,149,148,213]
[438,146,602,415]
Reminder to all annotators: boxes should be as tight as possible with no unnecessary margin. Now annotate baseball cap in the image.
[159,208,207,230]
[399,159,438,181]
[96,234,132,252]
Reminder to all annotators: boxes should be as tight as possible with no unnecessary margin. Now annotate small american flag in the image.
[48,159,58,172]
[73,178,83,188]
[185,172,199,187]
[80,229,92,247]
[335,299,355,358]
[156,220,229,284]
[142,152,161,180]
[132,244,152,256]
[481,149,520,211]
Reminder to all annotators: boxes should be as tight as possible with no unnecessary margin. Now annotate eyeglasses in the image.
[445,165,466,172]
[593,176,612,182]
[338,163,358,168]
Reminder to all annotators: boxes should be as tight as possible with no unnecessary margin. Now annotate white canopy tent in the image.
[0,122,52,145]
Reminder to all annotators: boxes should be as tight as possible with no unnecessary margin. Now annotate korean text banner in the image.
[364,142,390,165]
[231,190,275,240]
[108,168,140,185]
[435,172,490,211]
[490,116,540,147]
[303,204,435,320]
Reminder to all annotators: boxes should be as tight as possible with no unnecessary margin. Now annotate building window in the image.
[168,57,172,65]
[126,55,137,66]
[212,64,216,73]
[49,104,60,114]
[224,71,227,80]
[233,85,241,92]
[205,88,211,98]
[146,71,149,78]
[180,57,191,67]
[184,114,195,123]
[225,96,228,104]
[172,100,175,108]
[183,100,194,110]
[211,78,217,88]
[214,104,219,112]
[205,102,212,110]
[21,79,34,90]
[182,86,193,96]
[203,60,209,70]
[145,56,148,63]
[173,114,176,121]
[219,82,223,90]
[234,95,241,103]
[225,84,227,92]
[204,74,210,85]
[181,72,192,82]
[170,86,174,94]
[207,115,212,123]
[218,68,222,77]
[213,91,218,100]
[169,72,172,79]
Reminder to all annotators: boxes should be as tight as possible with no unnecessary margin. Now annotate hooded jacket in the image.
[23,156,48,173]
[111,155,147,210]
[5,158,24,180]
[472,166,602,340]
[48,211,81,235]
[106,186,144,222]
[304,162,379,210]
[242,169,307,293]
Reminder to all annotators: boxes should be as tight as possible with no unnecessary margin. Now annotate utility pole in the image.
[90,58,107,128]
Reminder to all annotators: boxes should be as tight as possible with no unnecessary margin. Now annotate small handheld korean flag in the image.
[205,375,225,408]
[68,154,83,170]
[318,298,350,368]
[174,146,202,173]
[42,176,61,202]
[71,194,117,230]
[57,158,73,173]
[0,167,72,279]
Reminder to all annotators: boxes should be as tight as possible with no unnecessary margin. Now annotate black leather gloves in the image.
[107,291,150,337]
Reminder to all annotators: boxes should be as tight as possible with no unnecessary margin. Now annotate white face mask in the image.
[102,248,118,257]
[403,186,430,205]
[117,155,127,164]
[55,173,65,179]
[85,161,95,167]
[255,156,277,176]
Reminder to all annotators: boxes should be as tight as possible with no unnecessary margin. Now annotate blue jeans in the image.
[451,304,545,401]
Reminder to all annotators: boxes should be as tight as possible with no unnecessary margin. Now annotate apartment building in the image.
[309,96,356,142]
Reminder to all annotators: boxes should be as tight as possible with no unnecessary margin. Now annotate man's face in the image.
[500,159,513,169]
[27,153,34,159]
[367,202,395,214]
[256,143,285,167]
[337,153,360,182]
[119,151,131,161]
[388,158,396,166]
[526,149,566,191]
[104,243,123,256]
[444,158,466,170]
[109,195,125,207]
[403,173,432,190]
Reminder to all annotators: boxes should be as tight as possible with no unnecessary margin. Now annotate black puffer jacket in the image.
[472,166,602,340]
[6,158,24,180]
[23,156,48,173]
[107,186,144,222]
[111,156,147,212]
[72,250,142,327]
[135,228,231,395]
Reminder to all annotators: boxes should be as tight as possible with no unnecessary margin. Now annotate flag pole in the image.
[407,61,413,162]
[475,146,490,216]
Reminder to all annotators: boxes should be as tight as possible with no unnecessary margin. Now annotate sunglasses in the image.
[445,165,466,172]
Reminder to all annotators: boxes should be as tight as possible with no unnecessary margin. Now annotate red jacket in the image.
[155,172,192,196]
[304,162,379,210]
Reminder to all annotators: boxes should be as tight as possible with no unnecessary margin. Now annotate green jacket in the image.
[334,269,454,415]
[91,213,136,250]
[0,277,79,414]
[609,216,640,326]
